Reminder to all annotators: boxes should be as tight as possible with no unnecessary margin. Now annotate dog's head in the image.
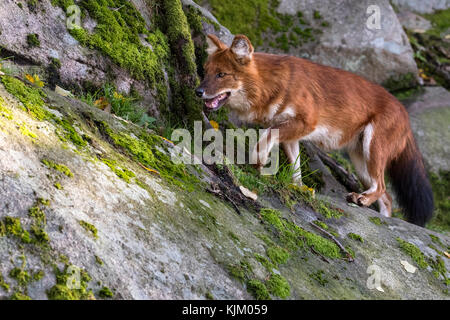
[195,34,254,111]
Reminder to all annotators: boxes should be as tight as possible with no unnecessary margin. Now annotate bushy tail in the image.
[389,136,434,227]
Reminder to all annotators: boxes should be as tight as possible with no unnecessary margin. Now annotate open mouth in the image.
[204,92,231,111]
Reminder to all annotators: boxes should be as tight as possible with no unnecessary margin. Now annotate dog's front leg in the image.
[250,128,278,170]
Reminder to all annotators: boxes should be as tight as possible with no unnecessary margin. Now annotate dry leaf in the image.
[401,260,417,273]
[444,251,450,259]
[239,186,258,201]
[376,286,384,292]
[25,73,35,83]
[94,97,109,110]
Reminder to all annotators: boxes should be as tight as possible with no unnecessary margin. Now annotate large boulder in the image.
[275,0,419,88]
[0,75,449,300]
[390,0,450,14]
[404,87,450,172]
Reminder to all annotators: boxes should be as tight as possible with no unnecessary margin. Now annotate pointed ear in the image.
[230,35,254,64]
[206,34,226,55]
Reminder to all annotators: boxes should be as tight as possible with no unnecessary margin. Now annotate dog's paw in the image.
[346,192,369,207]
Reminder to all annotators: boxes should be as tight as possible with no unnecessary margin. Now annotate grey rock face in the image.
[391,0,450,14]
[276,0,418,85]
[397,11,432,31]
[0,78,449,300]
[405,87,450,172]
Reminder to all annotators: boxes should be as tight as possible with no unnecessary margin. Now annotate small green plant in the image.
[26,33,40,47]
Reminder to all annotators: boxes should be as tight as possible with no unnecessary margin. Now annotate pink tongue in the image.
[206,94,225,109]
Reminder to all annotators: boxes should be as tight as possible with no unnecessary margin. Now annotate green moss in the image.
[47,265,94,300]
[382,72,417,92]
[96,121,199,189]
[54,118,88,147]
[266,274,290,299]
[9,268,31,287]
[98,286,113,298]
[41,159,73,177]
[0,96,13,120]
[347,233,364,243]
[247,279,271,300]
[423,9,450,37]
[369,216,386,226]
[79,220,98,240]
[201,0,282,47]
[309,270,328,286]
[254,253,275,271]
[10,292,32,300]
[266,246,290,265]
[95,255,104,266]
[428,170,450,233]
[54,182,63,190]
[429,234,444,247]
[227,260,253,283]
[2,217,31,243]
[396,238,428,269]
[313,11,322,19]
[18,123,37,139]
[260,208,342,259]
[26,33,40,47]
[312,220,328,230]
[429,256,449,284]
[101,158,135,183]
[1,75,50,121]
[205,292,214,300]
[0,272,10,291]
[286,185,343,219]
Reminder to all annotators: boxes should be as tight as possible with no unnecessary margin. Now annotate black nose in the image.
[195,87,204,98]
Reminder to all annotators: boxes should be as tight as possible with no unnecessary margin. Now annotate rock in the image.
[390,0,450,14]
[405,87,450,172]
[0,75,449,300]
[0,0,160,114]
[181,0,234,46]
[397,11,432,32]
[275,0,419,87]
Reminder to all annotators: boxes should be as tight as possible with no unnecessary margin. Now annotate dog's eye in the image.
[216,72,226,78]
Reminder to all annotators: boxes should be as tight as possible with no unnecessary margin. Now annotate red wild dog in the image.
[196,34,434,227]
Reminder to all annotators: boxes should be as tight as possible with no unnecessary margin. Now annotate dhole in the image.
[196,34,434,227]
